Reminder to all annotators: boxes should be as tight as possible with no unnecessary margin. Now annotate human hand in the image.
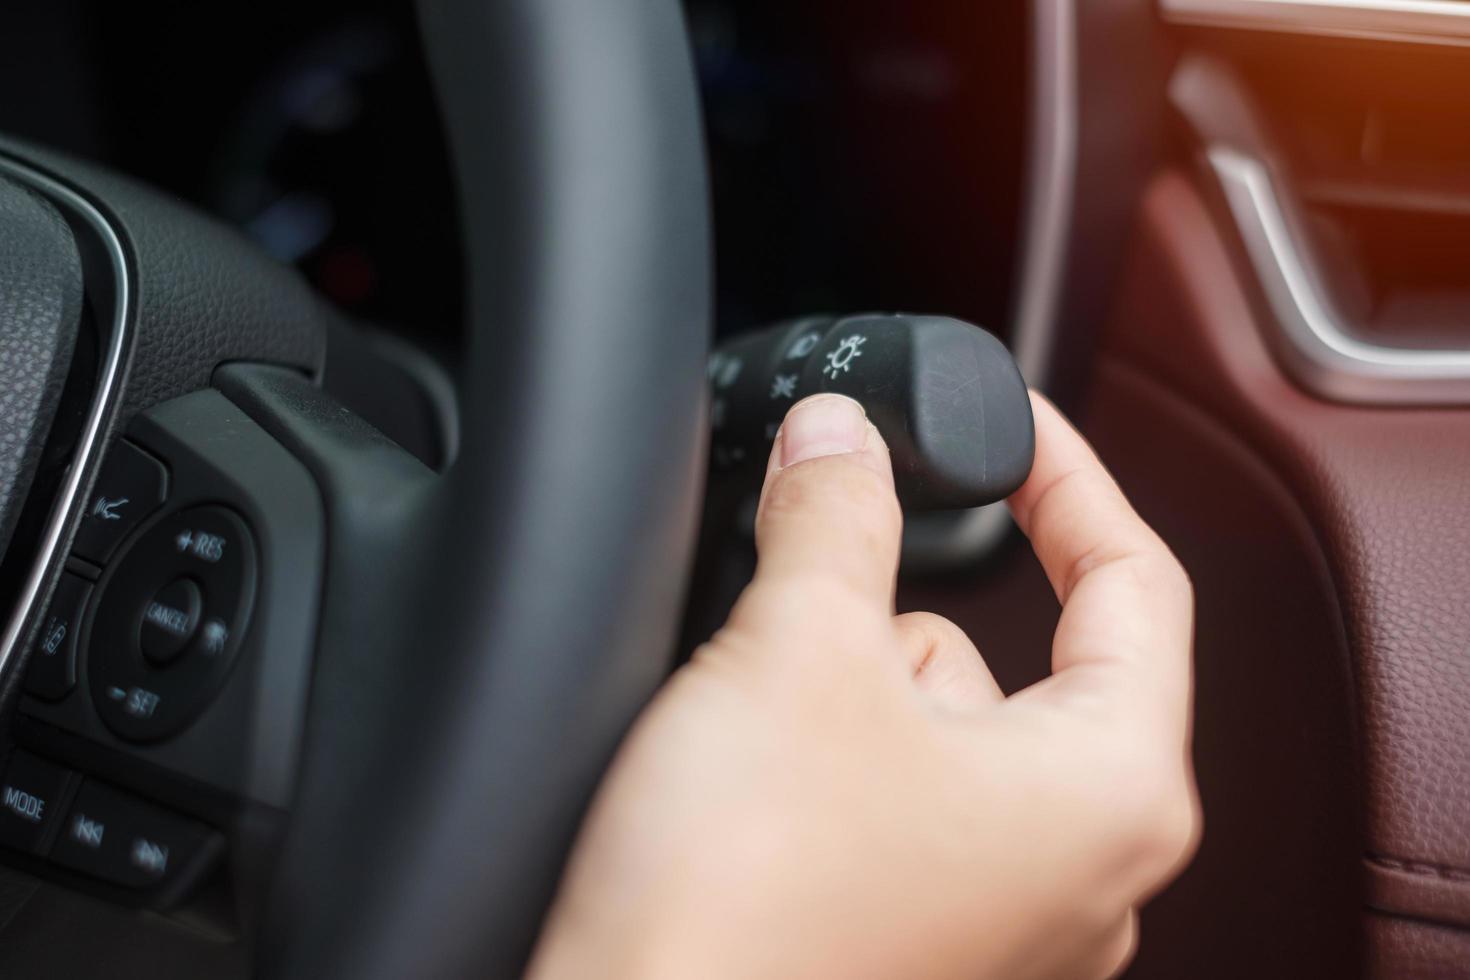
[528,391,1200,980]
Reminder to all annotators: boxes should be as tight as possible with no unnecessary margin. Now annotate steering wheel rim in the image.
[259,1,710,976]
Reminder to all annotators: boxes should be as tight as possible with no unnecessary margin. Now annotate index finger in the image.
[1007,392,1193,732]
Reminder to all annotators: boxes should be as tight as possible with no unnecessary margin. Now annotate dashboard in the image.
[2,0,1027,351]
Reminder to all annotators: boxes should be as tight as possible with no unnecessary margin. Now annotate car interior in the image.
[1,0,1468,976]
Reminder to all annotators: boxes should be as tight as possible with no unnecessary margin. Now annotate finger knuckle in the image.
[1139,546,1193,607]
[896,612,961,647]
[1112,760,1201,882]
[1091,915,1139,980]
[1148,787,1202,881]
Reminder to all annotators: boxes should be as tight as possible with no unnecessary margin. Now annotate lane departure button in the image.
[0,751,73,853]
[24,574,92,701]
[50,780,215,889]
[73,441,168,565]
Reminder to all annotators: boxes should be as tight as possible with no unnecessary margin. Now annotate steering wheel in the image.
[0,0,707,977]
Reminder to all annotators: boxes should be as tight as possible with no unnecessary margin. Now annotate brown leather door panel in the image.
[1096,171,1470,975]
[905,348,1364,975]
[907,167,1470,977]
[904,348,1365,977]
[1369,914,1470,980]
[1081,357,1364,978]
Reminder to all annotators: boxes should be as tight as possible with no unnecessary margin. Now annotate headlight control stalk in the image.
[707,313,1035,510]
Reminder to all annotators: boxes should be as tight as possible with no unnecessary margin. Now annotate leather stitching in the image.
[1370,855,1470,884]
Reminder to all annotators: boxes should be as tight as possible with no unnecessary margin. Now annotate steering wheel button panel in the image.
[50,780,216,889]
[72,441,169,565]
[139,578,203,665]
[24,573,93,701]
[89,506,257,742]
[0,751,75,854]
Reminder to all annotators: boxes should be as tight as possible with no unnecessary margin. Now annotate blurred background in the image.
[0,0,1025,355]
[6,1,1469,373]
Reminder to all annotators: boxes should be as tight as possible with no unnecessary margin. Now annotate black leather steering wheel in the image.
[266,1,708,975]
[0,0,707,976]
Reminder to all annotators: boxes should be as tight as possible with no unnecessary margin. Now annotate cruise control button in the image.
[139,578,202,666]
[50,781,214,889]
[73,441,168,565]
[90,505,257,742]
[24,574,92,701]
[0,751,73,853]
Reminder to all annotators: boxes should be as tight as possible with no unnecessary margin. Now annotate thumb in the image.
[748,394,902,610]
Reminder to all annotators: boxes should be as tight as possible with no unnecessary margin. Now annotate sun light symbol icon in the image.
[822,335,866,378]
